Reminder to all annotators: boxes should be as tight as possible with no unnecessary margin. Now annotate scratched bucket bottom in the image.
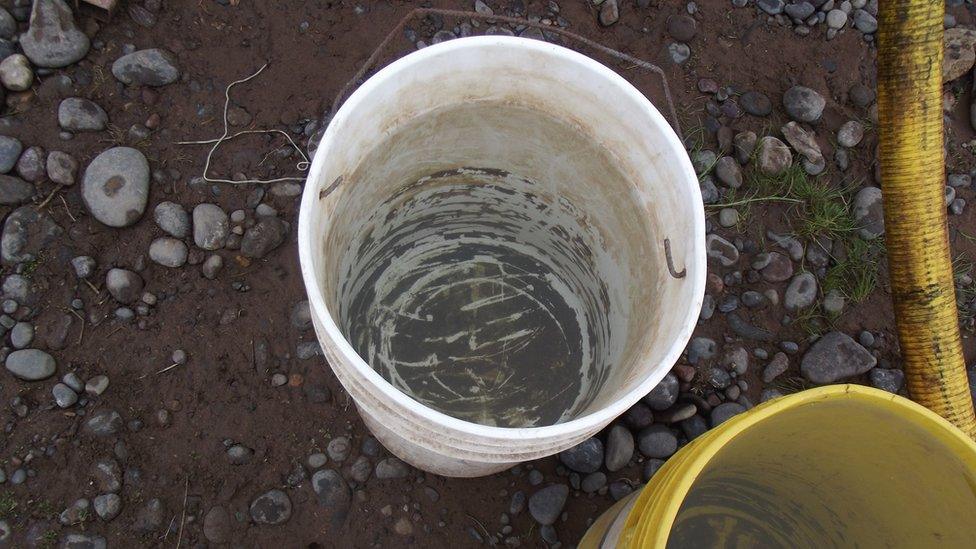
[348,242,588,428]
[341,171,612,428]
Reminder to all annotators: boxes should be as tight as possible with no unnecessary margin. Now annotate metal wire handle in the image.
[328,7,683,142]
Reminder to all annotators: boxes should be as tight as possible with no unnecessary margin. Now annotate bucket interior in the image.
[305,38,703,435]
[325,101,654,428]
[665,397,976,547]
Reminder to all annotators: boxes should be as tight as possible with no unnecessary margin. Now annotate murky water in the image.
[342,169,610,427]
[331,101,642,428]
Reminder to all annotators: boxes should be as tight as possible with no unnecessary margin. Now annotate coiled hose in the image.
[877,0,976,438]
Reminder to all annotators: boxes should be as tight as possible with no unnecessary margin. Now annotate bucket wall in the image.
[298,36,704,476]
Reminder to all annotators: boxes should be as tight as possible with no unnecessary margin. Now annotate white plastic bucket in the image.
[298,36,704,477]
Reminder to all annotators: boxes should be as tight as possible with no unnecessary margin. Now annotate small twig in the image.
[175,477,188,549]
[83,279,101,296]
[57,194,78,222]
[35,184,65,211]
[175,63,310,185]
[140,363,182,379]
[76,316,85,346]
[466,513,491,539]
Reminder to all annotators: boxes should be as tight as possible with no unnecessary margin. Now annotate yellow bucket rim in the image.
[622,383,976,548]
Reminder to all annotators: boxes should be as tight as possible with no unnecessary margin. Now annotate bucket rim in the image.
[298,35,706,442]
[624,384,976,548]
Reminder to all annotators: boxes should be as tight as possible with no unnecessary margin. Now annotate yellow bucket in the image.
[579,384,976,548]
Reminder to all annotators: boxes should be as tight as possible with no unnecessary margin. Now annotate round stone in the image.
[0,54,33,91]
[741,91,772,116]
[81,147,150,227]
[528,484,568,526]
[52,382,78,408]
[20,0,90,68]
[558,437,603,473]
[193,203,229,250]
[153,201,190,238]
[637,425,678,458]
[249,489,292,525]
[9,321,33,348]
[5,349,56,381]
[58,98,108,132]
[149,237,188,268]
[666,14,697,41]
[783,86,826,123]
[112,48,180,86]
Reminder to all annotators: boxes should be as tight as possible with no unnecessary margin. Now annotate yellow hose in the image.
[877,0,976,438]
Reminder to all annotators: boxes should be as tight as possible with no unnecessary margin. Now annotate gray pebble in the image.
[604,424,634,472]
[869,368,904,393]
[9,321,32,348]
[193,203,229,250]
[528,484,568,525]
[94,493,122,521]
[154,201,191,238]
[5,348,55,381]
[249,489,292,525]
[637,425,677,458]
[86,374,110,396]
[148,237,188,268]
[58,97,108,132]
[558,437,603,473]
[52,382,78,408]
[307,453,328,469]
[710,402,746,427]
[326,436,351,463]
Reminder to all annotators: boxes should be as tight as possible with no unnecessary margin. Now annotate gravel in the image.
[46,150,78,185]
[85,408,123,437]
[0,53,32,91]
[643,372,679,410]
[86,375,110,396]
[762,352,790,382]
[326,436,351,462]
[706,234,739,266]
[837,120,865,147]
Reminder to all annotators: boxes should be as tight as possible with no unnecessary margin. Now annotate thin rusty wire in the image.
[328,8,682,141]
